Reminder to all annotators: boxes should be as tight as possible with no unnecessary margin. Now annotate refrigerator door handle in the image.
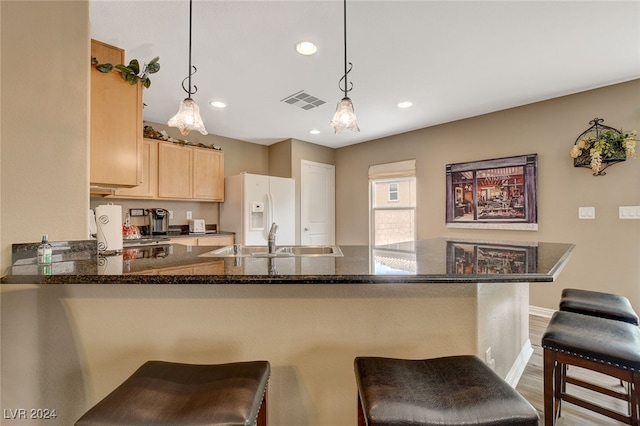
[266,191,273,240]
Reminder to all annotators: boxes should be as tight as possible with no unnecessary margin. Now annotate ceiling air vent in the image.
[281,90,326,110]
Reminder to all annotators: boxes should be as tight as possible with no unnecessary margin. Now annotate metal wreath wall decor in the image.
[570,118,637,176]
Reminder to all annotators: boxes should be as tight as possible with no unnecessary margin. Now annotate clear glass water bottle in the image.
[37,234,52,265]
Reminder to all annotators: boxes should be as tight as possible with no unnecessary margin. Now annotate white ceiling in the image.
[90,1,640,149]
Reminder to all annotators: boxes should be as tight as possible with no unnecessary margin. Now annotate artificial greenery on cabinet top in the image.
[91,57,160,88]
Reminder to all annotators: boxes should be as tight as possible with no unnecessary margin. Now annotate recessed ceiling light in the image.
[210,100,227,109]
[309,129,320,135]
[296,41,318,56]
[397,101,413,109]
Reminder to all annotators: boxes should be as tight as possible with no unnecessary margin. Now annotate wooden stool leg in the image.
[357,393,367,426]
[256,392,267,426]
[544,348,558,426]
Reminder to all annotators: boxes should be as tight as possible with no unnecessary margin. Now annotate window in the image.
[369,160,416,246]
[388,183,399,202]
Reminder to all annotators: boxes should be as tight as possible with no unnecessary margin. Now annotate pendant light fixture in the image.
[330,0,360,133]
[168,0,208,136]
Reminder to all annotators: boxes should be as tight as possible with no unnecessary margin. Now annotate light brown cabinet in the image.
[169,237,198,246]
[195,234,234,246]
[110,139,224,202]
[193,148,224,201]
[158,142,193,199]
[158,141,224,201]
[169,234,234,247]
[90,40,142,187]
[152,261,225,275]
[113,139,158,198]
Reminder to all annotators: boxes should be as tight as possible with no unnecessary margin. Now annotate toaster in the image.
[189,219,206,234]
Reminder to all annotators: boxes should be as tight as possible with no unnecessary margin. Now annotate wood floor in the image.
[516,314,631,425]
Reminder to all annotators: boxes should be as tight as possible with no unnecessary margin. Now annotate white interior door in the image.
[301,160,335,245]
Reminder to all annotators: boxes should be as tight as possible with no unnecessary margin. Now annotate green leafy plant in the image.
[91,57,160,88]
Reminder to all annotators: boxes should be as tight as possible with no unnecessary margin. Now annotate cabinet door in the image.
[158,265,194,275]
[192,261,225,275]
[91,39,124,65]
[169,238,198,246]
[113,139,158,198]
[193,149,224,201]
[90,67,143,187]
[197,235,234,246]
[158,142,192,199]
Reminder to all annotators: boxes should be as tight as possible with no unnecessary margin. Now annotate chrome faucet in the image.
[268,222,278,254]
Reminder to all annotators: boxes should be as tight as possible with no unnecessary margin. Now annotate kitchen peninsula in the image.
[2,238,574,425]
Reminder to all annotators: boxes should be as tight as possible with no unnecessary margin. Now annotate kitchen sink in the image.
[275,246,343,257]
[200,244,343,258]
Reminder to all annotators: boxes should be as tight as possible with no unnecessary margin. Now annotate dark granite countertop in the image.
[1,238,574,285]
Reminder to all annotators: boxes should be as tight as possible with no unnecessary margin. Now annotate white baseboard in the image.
[505,339,534,388]
[529,305,555,318]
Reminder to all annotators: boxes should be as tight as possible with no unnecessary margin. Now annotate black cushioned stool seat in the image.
[354,355,539,426]
[542,311,640,426]
[75,360,270,426]
[559,288,639,325]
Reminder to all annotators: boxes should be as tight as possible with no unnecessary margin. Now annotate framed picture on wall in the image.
[445,154,538,230]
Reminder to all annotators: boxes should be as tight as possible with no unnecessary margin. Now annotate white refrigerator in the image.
[220,173,295,245]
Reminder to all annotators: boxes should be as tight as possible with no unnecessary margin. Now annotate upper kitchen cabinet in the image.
[90,40,142,187]
[158,142,192,199]
[193,148,224,201]
[158,141,224,202]
[113,138,158,198]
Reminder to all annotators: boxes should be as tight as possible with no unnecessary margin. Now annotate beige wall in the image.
[268,139,292,177]
[0,1,90,270]
[336,79,640,310]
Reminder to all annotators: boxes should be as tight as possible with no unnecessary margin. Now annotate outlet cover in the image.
[619,206,640,219]
[578,207,595,219]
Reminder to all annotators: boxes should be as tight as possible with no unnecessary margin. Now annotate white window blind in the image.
[368,159,416,179]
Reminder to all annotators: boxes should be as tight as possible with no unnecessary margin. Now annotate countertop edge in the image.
[1,273,559,285]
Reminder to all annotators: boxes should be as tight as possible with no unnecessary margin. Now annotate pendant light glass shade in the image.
[168,0,207,136]
[331,0,359,133]
[168,97,208,136]
[330,97,359,133]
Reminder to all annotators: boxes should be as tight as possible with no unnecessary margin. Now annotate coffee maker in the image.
[146,208,170,235]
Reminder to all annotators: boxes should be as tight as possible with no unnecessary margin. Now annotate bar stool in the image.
[75,360,270,426]
[559,288,639,390]
[559,288,639,325]
[542,310,640,426]
[354,355,539,426]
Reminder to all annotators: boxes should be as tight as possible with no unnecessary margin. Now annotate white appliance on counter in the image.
[220,173,295,245]
[189,219,206,234]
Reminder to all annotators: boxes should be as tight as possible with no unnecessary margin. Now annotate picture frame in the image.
[445,154,538,230]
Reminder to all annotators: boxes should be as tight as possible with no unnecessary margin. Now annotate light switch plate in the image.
[578,207,595,219]
[619,206,640,219]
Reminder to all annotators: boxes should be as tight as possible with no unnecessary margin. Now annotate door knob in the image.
[304,227,310,231]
